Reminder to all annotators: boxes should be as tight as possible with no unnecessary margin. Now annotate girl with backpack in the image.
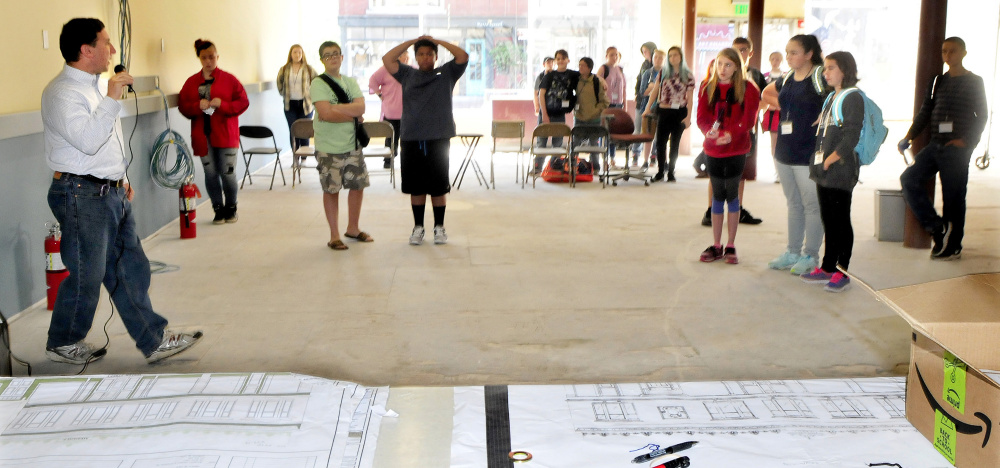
[696,48,761,264]
[761,34,828,275]
[799,52,863,292]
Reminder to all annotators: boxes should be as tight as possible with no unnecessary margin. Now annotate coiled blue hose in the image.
[149,88,196,189]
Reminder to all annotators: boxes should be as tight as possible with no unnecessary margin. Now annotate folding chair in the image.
[603,108,655,186]
[239,125,285,190]
[527,123,571,188]
[569,125,610,188]
[490,120,527,188]
[290,119,315,187]
[361,121,396,188]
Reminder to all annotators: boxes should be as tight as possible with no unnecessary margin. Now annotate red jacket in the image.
[178,68,249,156]
[696,81,760,158]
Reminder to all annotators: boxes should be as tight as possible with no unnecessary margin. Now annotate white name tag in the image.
[939,121,954,133]
[670,103,681,109]
[612,93,620,101]
[562,99,570,108]
[814,151,824,166]
[781,122,793,135]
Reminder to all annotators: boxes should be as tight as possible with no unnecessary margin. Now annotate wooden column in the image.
[680,0,696,156]
[748,0,764,70]
[684,0,695,66]
[904,0,948,248]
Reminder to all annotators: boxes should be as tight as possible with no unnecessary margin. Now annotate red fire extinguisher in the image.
[45,222,69,311]
[179,182,202,239]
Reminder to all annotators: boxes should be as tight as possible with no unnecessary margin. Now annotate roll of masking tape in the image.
[508,451,533,463]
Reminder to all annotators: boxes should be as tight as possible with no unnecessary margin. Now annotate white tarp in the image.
[0,373,387,468]
[453,377,951,467]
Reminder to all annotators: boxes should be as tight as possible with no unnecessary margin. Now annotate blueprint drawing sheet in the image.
[452,377,952,467]
[0,373,387,468]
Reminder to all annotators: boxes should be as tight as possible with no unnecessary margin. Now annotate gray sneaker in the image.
[46,341,104,365]
[146,330,203,364]
[433,226,448,244]
[409,226,425,245]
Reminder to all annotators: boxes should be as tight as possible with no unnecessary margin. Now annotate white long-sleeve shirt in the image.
[41,64,127,179]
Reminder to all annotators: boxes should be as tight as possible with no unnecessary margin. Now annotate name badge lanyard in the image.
[813,96,837,166]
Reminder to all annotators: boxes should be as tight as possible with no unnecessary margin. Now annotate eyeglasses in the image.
[322,52,342,59]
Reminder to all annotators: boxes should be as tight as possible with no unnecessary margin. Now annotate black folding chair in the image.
[239,125,285,190]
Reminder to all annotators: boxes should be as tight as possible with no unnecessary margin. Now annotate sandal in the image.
[724,246,739,264]
[344,231,374,242]
[699,245,723,263]
[327,240,348,250]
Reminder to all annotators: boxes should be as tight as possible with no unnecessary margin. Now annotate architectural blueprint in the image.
[0,373,387,468]
[452,377,953,467]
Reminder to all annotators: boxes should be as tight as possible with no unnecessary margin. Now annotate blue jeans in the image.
[900,142,973,248]
[609,103,624,163]
[573,118,604,169]
[776,162,822,258]
[283,100,313,149]
[47,175,168,355]
[535,113,567,171]
[203,144,239,209]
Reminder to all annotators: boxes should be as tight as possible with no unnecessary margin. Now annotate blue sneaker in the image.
[800,267,834,284]
[825,272,851,292]
[789,255,818,275]
[768,251,800,270]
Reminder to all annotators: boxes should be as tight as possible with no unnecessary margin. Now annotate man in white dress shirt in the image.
[41,18,202,365]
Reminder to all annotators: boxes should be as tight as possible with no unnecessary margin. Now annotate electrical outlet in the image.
[42,30,49,49]
[161,39,165,52]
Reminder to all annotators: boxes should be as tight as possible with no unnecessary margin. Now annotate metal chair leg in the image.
[241,154,253,189]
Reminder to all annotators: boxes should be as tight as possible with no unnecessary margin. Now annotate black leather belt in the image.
[54,171,125,187]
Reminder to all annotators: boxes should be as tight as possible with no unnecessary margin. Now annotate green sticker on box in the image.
[934,409,957,464]
[943,351,967,414]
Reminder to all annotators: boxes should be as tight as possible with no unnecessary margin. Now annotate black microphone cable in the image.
[0,307,32,376]
[76,70,141,376]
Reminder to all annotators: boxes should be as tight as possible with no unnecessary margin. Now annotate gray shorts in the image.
[316,149,370,193]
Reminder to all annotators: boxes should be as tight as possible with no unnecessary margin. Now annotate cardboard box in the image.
[880,273,1000,466]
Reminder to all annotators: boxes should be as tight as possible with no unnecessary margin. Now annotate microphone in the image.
[114,65,135,94]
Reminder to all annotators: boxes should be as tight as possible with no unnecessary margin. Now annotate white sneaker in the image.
[433,226,448,244]
[409,226,425,245]
[146,330,203,364]
[46,341,104,365]
[789,255,819,276]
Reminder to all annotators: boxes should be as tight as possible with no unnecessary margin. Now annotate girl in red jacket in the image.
[697,48,761,264]
[179,39,250,224]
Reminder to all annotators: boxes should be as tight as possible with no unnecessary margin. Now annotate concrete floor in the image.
[7,145,999,467]
[9,145,999,384]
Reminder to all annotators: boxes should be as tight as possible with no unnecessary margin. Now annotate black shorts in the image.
[400,138,451,196]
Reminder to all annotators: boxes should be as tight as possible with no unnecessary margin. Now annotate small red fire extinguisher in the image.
[45,222,69,311]
[179,181,202,239]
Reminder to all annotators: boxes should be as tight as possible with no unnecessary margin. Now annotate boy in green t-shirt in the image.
[310,41,372,251]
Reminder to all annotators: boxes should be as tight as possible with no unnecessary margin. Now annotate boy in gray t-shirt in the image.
[383,36,469,246]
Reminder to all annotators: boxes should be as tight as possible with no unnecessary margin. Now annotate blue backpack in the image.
[822,88,889,165]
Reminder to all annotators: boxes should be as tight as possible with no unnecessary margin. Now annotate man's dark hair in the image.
[579,57,594,70]
[826,51,859,88]
[790,34,824,66]
[60,18,104,63]
[318,41,340,58]
[944,36,967,51]
[414,39,438,55]
[733,37,753,50]
[554,49,569,60]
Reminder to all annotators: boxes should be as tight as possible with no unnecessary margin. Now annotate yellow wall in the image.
[0,0,337,115]
[659,0,805,49]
